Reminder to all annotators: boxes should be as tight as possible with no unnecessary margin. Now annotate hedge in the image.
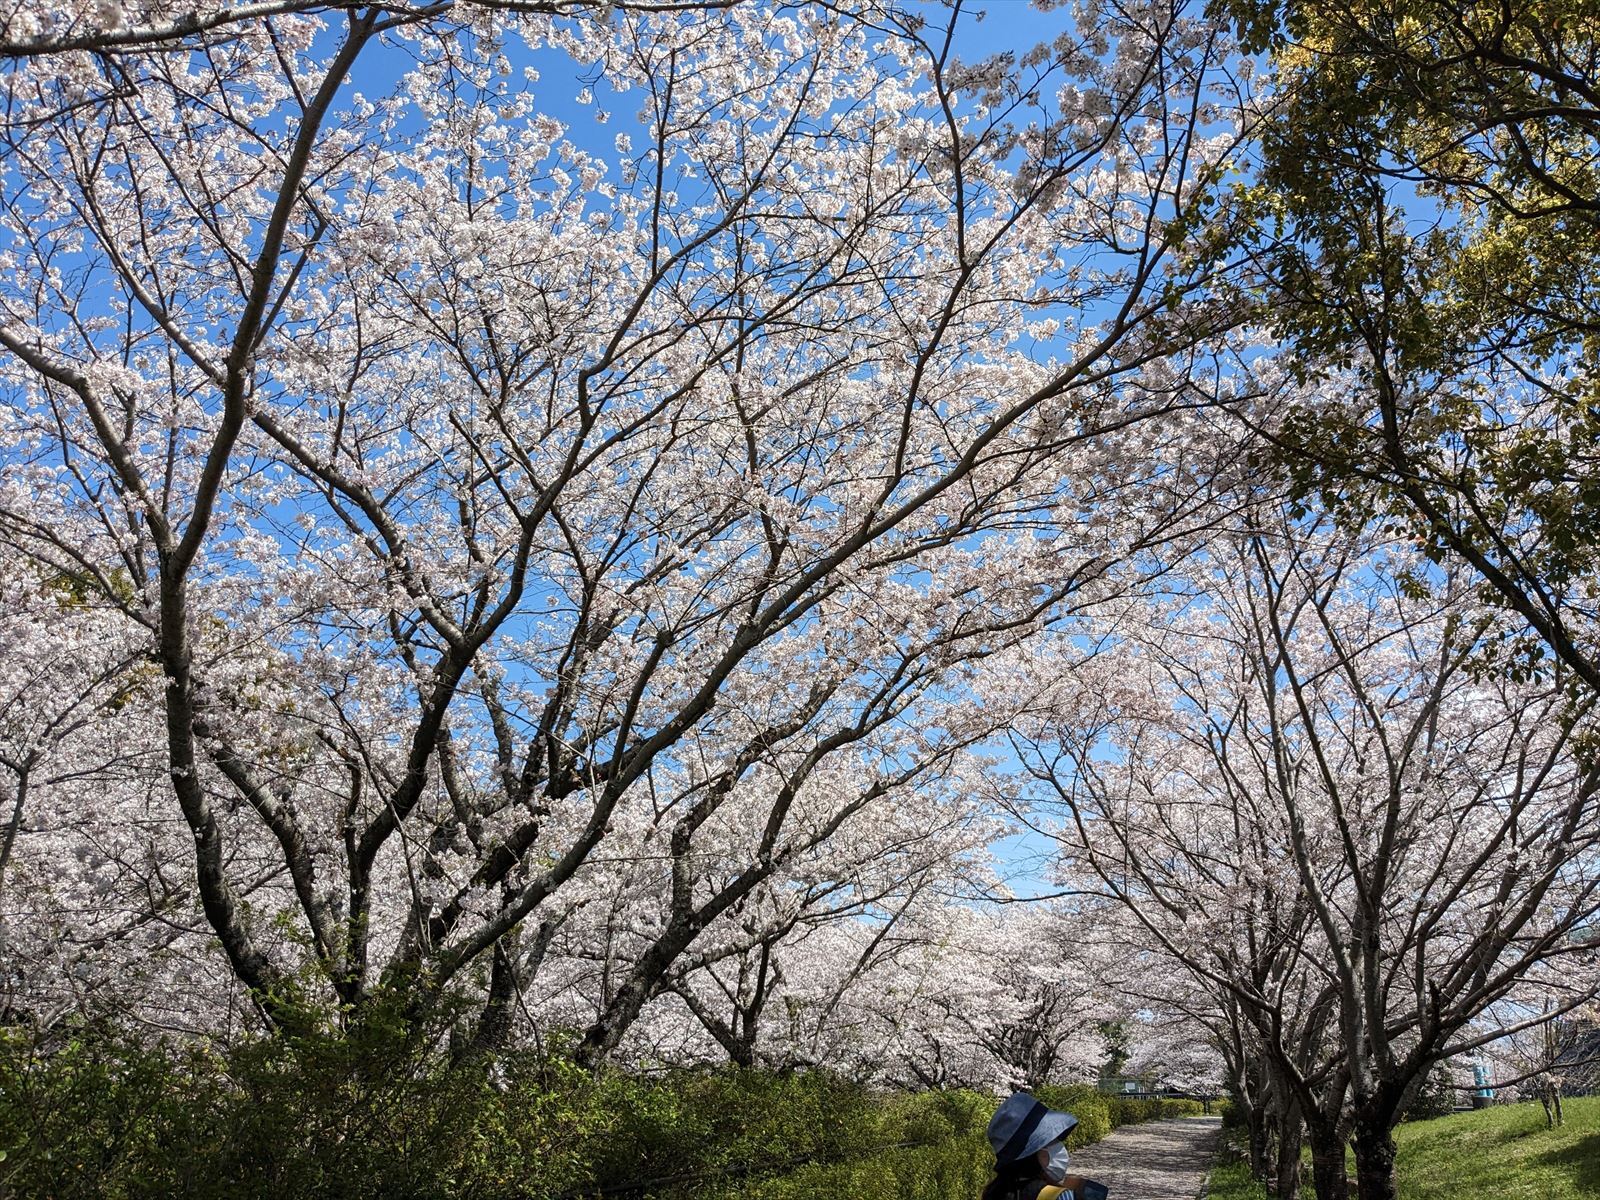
[0,1029,936,1200]
[1108,1095,1204,1125]
[686,1133,993,1200]
[696,1085,1206,1199]
[0,1024,1203,1200]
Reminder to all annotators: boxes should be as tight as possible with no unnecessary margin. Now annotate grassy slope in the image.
[1392,1097,1600,1200]
[1206,1098,1599,1200]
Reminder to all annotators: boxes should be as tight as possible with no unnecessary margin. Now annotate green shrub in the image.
[0,1025,216,1200]
[1110,1097,1155,1126]
[688,1133,993,1200]
[880,1087,993,1146]
[729,1081,1206,1200]
[1116,1097,1203,1122]
[1035,1084,1113,1147]
[0,1025,1208,1200]
[580,1066,892,1187]
[0,1025,968,1200]
[1400,1066,1456,1123]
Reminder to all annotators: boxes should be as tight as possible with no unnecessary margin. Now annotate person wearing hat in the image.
[982,1091,1101,1200]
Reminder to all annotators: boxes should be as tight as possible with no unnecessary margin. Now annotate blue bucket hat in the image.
[987,1091,1079,1164]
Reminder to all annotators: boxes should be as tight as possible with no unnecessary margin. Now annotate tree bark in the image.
[1306,1117,1349,1200]
[1351,1118,1398,1200]
[1273,1103,1304,1200]
[575,929,690,1067]
[462,939,517,1062]
[672,980,758,1069]
[1248,1093,1271,1180]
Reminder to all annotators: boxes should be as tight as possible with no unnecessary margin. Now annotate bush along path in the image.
[1065,1116,1222,1200]
[0,1027,1207,1200]
[684,1088,1210,1200]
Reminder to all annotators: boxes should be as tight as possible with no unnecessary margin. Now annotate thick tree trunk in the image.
[729,1022,757,1070]
[1273,1105,1304,1200]
[1306,1119,1349,1200]
[576,930,692,1067]
[1351,1119,1398,1200]
[1248,1097,1271,1180]
[462,940,517,1061]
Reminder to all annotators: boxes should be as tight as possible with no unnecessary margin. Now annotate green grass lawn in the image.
[1392,1097,1600,1200]
[1206,1098,1599,1200]
[1205,1157,1271,1200]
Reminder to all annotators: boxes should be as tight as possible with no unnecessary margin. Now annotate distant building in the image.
[1097,1074,1161,1095]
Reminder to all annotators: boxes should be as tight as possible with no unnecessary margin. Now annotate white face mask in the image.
[1043,1141,1071,1184]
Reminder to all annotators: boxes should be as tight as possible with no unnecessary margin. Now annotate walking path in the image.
[1067,1116,1222,1200]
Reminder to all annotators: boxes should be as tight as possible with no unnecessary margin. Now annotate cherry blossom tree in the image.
[0,0,1260,1053]
[1475,964,1600,1126]
[518,742,1004,1065]
[0,552,150,1029]
[650,763,999,1071]
[0,529,255,1039]
[1,0,737,58]
[1006,508,1600,1200]
[750,901,1118,1091]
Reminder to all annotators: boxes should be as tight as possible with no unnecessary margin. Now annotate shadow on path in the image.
[1066,1116,1223,1200]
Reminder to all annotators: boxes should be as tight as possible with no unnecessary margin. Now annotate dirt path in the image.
[1065,1116,1223,1200]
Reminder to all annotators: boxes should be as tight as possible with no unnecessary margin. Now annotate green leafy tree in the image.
[1213,7,1600,1200]
[1232,0,1600,696]
[1098,1018,1133,1082]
